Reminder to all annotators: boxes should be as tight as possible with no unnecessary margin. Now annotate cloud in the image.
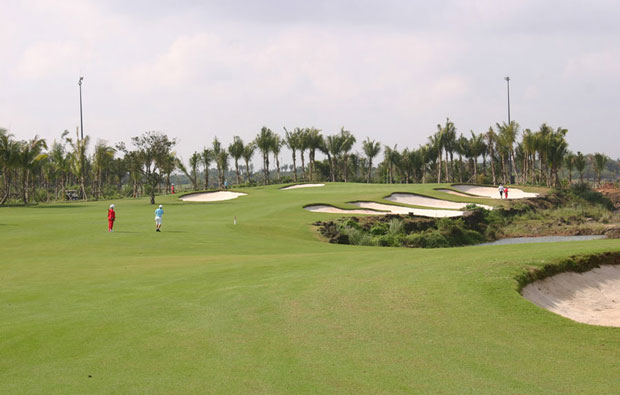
[17,41,81,79]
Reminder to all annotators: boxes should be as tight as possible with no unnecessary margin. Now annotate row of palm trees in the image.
[1,119,617,204]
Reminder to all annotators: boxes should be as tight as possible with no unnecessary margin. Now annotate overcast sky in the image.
[2,0,619,163]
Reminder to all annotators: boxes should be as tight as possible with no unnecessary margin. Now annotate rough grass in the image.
[1,182,620,393]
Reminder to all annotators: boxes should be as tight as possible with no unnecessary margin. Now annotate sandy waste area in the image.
[386,193,493,210]
[522,265,620,327]
[305,202,463,218]
[180,191,247,202]
[452,185,538,199]
[281,184,325,190]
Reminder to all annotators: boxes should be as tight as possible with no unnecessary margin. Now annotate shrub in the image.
[369,223,388,236]
[387,219,404,236]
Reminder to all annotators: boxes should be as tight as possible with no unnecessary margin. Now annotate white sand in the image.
[352,202,463,218]
[452,185,538,199]
[435,188,471,197]
[304,205,383,215]
[385,193,493,210]
[180,191,247,202]
[522,265,620,327]
[281,184,325,190]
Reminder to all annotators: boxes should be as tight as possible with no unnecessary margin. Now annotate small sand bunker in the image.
[180,191,247,202]
[435,188,471,197]
[304,205,382,215]
[522,265,620,327]
[304,202,462,217]
[385,193,493,210]
[352,202,463,218]
[452,184,538,199]
[282,184,325,190]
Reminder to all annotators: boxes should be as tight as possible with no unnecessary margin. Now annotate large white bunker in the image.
[522,265,620,327]
[180,191,247,202]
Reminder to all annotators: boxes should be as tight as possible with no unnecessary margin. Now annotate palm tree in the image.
[496,121,519,184]
[429,128,443,183]
[228,136,245,185]
[305,128,323,181]
[442,119,457,182]
[67,131,89,201]
[484,127,497,185]
[468,131,485,179]
[271,134,283,182]
[574,151,586,183]
[564,151,575,185]
[216,150,229,188]
[242,143,256,182]
[339,127,356,182]
[593,153,608,186]
[200,148,214,189]
[176,152,201,190]
[322,134,342,182]
[383,144,398,184]
[362,138,381,183]
[284,127,299,182]
[255,127,274,184]
[17,136,48,204]
[0,130,22,205]
[93,140,115,200]
[212,137,223,188]
[547,127,568,187]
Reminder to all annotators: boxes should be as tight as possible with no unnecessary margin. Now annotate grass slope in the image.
[1,183,619,393]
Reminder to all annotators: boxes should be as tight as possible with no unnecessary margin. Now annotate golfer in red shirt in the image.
[108,204,116,232]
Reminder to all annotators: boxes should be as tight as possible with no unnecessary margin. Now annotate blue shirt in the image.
[155,208,164,217]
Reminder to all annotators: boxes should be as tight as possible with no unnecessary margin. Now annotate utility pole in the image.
[504,76,511,123]
[78,76,84,140]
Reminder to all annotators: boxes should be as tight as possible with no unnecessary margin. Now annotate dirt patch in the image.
[596,183,620,209]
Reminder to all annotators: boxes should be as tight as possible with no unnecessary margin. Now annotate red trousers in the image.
[108,220,114,231]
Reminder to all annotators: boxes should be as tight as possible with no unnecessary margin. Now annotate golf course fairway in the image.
[1,183,619,393]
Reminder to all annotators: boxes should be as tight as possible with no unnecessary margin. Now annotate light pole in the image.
[504,76,511,124]
[78,76,84,140]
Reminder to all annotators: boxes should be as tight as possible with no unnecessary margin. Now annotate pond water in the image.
[477,235,606,246]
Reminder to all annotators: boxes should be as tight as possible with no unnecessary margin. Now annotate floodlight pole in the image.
[504,76,511,124]
[78,76,84,140]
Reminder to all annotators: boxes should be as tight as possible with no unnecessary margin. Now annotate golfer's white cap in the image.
[110,204,115,208]
[159,205,163,208]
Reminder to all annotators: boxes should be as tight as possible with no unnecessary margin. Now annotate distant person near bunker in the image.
[498,184,504,199]
[504,186,509,199]
[108,204,116,232]
[155,205,164,232]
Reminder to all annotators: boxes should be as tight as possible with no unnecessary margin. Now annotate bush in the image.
[570,182,614,210]
[369,223,388,236]
[387,219,404,236]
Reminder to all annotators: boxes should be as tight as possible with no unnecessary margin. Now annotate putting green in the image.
[1,182,619,393]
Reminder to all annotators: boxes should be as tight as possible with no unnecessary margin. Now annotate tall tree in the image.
[271,134,283,182]
[131,131,175,204]
[255,127,274,184]
[484,127,497,185]
[574,151,586,183]
[284,127,299,182]
[305,128,323,182]
[201,148,213,189]
[228,136,245,185]
[16,136,48,204]
[362,137,381,183]
[339,127,356,182]
[212,137,223,188]
[242,143,256,182]
[593,153,608,186]
[93,140,115,200]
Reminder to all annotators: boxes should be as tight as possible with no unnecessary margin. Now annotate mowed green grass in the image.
[1,183,619,394]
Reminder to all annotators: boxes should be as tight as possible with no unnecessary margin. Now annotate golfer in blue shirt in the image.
[155,205,164,232]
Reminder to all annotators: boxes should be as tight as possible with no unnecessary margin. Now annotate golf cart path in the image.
[522,265,620,327]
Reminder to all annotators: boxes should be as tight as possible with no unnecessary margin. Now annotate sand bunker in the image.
[452,185,538,199]
[385,193,493,210]
[352,202,463,218]
[522,265,620,327]
[304,205,382,215]
[180,191,247,202]
[435,188,471,197]
[304,202,462,218]
[281,184,325,190]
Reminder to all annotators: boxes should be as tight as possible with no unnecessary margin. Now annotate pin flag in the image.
[234,216,237,225]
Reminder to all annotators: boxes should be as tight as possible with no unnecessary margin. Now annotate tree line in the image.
[1,120,618,205]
